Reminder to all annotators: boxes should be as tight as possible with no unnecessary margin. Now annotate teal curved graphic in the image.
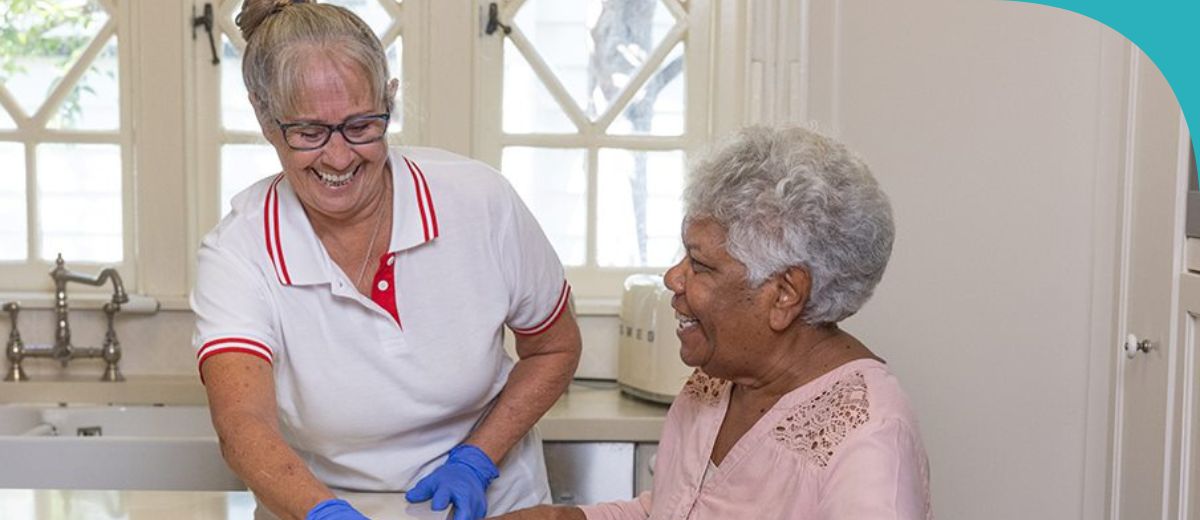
[1016,1,1198,168]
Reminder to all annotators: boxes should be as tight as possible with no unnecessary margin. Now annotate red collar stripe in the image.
[197,337,275,380]
[512,281,571,336]
[411,158,440,238]
[403,156,439,242]
[264,175,293,285]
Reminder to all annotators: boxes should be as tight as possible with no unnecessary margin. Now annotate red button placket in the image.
[370,252,402,328]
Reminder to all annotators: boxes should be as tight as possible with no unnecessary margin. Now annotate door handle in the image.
[1124,334,1154,359]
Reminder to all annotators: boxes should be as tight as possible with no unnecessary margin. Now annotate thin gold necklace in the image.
[354,204,386,292]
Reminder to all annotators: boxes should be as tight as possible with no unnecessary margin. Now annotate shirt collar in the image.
[390,150,441,252]
[262,150,441,286]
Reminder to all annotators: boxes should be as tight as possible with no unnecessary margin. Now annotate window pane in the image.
[0,0,109,118]
[0,143,27,261]
[221,144,280,217]
[37,144,122,262]
[47,36,120,130]
[501,147,587,266]
[220,35,258,132]
[607,42,684,136]
[513,0,677,120]
[597,148,683,267]
[503,40,576,134]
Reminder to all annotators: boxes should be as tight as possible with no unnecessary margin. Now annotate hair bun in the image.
[237,0,309,42]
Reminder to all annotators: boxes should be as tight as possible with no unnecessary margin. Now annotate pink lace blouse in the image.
[580,358,932,519]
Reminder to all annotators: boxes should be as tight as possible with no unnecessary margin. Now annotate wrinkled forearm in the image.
[215,410,335,520]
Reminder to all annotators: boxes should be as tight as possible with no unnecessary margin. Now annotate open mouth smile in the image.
[313,164,361,187]
[676,311,699,331]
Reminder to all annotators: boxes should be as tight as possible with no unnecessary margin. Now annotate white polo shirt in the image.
[191,146,569,512]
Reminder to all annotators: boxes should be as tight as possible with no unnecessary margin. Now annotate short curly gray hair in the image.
[684,126,894,324]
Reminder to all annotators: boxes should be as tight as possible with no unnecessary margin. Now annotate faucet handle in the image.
[3,301,24,382]
[3,302,20,342]
[2,301,18,320]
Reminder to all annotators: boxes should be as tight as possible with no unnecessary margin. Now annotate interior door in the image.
[1113,47,1189,519]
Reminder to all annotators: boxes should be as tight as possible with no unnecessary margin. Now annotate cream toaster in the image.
[617,274,693,404]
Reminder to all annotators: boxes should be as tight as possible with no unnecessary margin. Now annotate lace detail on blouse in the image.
[682,369,729,406]
[772,371,870,468]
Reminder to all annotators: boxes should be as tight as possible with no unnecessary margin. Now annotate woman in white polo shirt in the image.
[190,2,581,519]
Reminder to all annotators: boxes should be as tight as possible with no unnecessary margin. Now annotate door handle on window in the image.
[193,2,220,65]
[485,2,512,36]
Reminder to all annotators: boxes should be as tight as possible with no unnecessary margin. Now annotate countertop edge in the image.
[0,378,669,442]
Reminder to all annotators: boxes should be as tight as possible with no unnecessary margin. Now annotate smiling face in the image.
[263,52,391,224]
[664,218,776,377]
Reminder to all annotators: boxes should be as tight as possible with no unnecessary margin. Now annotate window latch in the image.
[485,2,512,36]
[193,2,220,65]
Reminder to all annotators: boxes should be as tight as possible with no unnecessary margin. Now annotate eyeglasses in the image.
[275,113,390,151]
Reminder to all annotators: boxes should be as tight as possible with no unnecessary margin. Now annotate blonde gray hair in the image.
[684,126,895,324]
[236,0,392,121]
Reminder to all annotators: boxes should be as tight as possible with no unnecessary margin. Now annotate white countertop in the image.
[0,377,669,442]
[0,489,447,519]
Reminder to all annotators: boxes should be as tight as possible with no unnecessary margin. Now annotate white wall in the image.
[747,1,1131,517]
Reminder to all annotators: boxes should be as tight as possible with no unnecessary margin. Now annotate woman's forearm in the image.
[468,312,581,463]
[466,345,578,461]
[216,410,335,520]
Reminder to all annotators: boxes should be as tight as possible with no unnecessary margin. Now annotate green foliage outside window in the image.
[0,0,108,124]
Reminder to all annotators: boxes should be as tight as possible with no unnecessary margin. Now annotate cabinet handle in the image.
[1124,334,1153,359]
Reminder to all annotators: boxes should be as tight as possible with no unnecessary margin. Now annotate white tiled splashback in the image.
[6,309,621,380]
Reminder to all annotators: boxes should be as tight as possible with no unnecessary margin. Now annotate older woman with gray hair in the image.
[501,126,931,519]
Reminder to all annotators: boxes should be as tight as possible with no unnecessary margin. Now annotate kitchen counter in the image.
[0,377,669,442]
[0,489,446,519]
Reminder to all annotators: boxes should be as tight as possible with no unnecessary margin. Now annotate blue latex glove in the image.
[306,498,369,520]
[405,444,499,520]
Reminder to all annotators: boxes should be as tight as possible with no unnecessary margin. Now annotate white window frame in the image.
[472,0,716,303]
[0,0,137,296]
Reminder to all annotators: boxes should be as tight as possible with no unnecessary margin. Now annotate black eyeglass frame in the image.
[275,113,391,151]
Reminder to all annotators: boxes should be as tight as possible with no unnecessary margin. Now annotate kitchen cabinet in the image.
[543,442,657,506]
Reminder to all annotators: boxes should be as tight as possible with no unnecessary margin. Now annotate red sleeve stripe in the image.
[198,337,273,362]
[403,156,439,242]
[512,281,571,336]
[198,346,272,369]
[197,339,274,380]
[263,175,292,285]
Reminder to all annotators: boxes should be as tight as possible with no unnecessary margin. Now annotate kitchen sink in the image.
[0,404,243,491]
